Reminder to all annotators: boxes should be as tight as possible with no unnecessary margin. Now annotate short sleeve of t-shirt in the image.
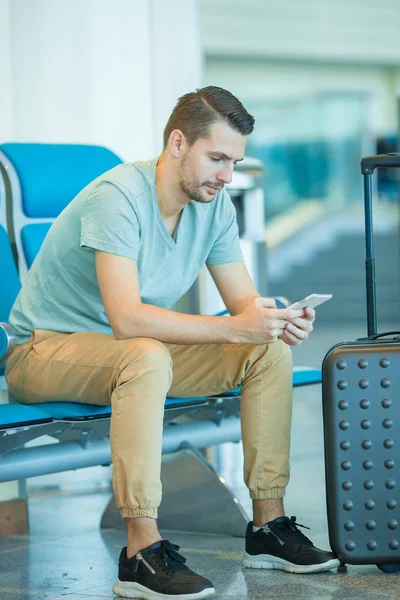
[80,181,141,260]
[206,190,243,265]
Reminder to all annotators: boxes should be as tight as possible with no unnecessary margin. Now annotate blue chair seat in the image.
[0,404,53,430]
[15,395,208,422]
[212,366,322,397]
[33,402,112,421]
[292,366,322,386]
[0,368,321,425]
[165,396,207,409]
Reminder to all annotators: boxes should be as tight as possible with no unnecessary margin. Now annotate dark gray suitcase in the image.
[322,154,400,572]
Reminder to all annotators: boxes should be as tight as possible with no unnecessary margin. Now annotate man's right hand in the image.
[231,297,304,345]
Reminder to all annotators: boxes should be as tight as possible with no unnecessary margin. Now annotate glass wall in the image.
[246,93,369,217]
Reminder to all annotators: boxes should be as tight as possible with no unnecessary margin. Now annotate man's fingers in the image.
[273,319,291,330]
[288,317,314,332]
[280,308,304,320]
[279,331,301,346]
[304,307,316,321]
[286,331,302,346]
[285,322,309,340]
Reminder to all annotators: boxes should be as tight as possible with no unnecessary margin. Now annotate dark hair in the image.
[163,86,255,148]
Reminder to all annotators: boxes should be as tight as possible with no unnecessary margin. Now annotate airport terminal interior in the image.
[0,1,400,599]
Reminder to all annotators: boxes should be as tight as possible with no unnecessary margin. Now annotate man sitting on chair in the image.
[6,86,339,600]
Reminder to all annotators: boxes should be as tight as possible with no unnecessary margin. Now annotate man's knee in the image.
[125,337,171,366]
[250,339,292,368]
[118,337,173,384]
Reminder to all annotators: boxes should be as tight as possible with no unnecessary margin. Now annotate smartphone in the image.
[289,293,332,310]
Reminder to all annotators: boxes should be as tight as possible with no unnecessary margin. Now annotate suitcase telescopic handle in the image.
[368,331,400,341]
[361,153,400,174]
[359,153,400,337]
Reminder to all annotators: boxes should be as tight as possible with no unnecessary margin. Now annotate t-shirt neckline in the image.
[148,161,187,248]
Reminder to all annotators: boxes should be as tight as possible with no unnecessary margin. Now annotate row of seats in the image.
[0,143,322,489]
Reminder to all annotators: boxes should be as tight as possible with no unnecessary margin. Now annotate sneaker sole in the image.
[241,552,340,574]
[113,579,216,599]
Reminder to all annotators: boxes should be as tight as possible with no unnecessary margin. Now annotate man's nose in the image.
[217,164,233,185]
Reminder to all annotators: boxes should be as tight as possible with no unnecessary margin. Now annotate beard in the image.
[180,177,209,203]
[179,153,222,203]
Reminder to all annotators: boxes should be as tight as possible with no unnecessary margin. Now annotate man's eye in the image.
[211,157,221,162]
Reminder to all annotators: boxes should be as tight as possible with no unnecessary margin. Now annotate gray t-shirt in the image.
[10,159,243,343]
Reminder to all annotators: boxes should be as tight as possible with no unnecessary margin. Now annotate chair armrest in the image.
[0,323,16,363]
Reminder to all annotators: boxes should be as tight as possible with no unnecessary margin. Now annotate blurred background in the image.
[0,0,399,571]
[201,0,400,327]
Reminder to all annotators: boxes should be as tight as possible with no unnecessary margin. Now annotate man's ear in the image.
[168,129,185,158]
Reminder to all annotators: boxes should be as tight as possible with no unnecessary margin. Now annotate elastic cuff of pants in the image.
[250,487,286,500]
[120,507,158,519]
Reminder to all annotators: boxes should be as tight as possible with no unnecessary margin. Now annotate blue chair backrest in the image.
[0,164,20,325]
[0,226,20,322]
[0,143,123,270]
[21,223,52,272]
[0,143,122,218]
[0,225,21,375]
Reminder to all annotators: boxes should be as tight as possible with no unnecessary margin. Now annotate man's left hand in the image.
[278,307,315,346]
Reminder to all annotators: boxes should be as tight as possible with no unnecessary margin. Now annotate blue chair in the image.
[0,143,123,273]
[0,143,322,536]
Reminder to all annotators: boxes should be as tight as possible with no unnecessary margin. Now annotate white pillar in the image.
[0,0,13,141]
[1,0,202,160]
[149,0,203,153]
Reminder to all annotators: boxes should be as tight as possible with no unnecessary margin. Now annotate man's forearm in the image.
[115,303,241,345]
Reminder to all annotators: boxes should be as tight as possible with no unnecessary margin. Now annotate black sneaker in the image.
[241,516,340,574]
[113,540,215,599]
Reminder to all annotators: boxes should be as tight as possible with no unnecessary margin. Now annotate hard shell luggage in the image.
[322,154,400,572]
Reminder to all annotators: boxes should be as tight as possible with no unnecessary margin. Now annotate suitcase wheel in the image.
[376,564,400,573]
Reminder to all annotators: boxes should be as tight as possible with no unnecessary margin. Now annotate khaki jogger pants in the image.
[5,330,293,519]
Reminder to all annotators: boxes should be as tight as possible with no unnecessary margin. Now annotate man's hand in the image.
[279,307,315,346]
[232,297,304,344]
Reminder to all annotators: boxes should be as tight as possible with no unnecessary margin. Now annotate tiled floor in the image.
[0,323,399,599]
